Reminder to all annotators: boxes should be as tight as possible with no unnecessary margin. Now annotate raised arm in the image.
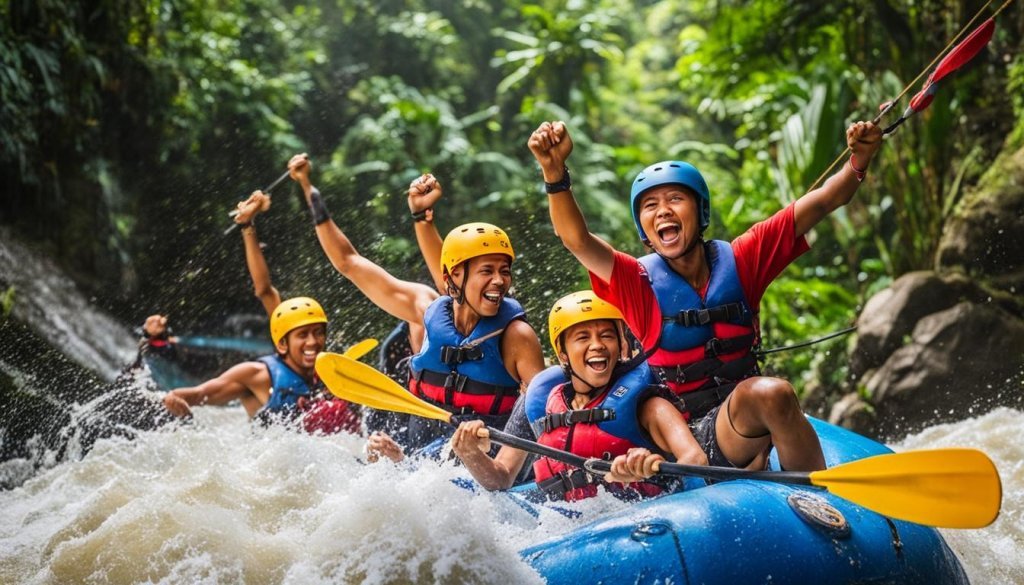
[234,191,281,316]
[288,155,438,326]
[407,173,446,293]
[793,121,883,237]
[528,121,618,283]
[162,361,268,418]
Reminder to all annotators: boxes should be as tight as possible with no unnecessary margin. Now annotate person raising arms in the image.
[528,120,883,472]
[289,155,545,452]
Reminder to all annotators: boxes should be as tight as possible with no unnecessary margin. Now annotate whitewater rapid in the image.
[1,403,1021,584]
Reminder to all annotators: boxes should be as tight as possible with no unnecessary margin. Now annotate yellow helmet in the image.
[547,291,624,356]
[270,297,328,346]
[440,222,515,275]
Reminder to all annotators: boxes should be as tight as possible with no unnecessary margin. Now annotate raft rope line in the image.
[806,0,1016,192]
[754,326,857,357]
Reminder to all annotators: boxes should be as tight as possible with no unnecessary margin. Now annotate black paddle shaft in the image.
[487,427,814,486]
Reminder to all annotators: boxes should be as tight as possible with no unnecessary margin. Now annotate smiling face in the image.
[637,184,701,257]
[276,323,327,373]
[447,253,512,317]
[559,319,621,392]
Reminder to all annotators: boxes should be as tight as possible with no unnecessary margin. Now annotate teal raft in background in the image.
[519,418,968,585]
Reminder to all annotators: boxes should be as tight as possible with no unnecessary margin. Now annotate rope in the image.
[754,326,857,357]
[805,0,1008,192]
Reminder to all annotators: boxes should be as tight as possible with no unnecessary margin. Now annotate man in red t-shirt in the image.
[528,120,882,472]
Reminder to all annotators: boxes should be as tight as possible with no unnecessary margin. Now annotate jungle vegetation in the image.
[2,0,1021,390]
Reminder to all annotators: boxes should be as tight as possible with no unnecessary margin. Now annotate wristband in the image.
[411,208,433,223]
[239,221,254,232]
[849,155,867,182]
[308,187,331,225]
[544,166,571,194]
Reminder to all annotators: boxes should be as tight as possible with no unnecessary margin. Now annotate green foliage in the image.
[1,0,1021,385]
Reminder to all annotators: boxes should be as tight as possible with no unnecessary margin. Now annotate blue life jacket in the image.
[638,240,759,413]
[257,354,314,413]
[409,296,523,416]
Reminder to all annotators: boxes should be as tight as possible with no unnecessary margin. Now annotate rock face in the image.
[860,302,1024,438]
[937,145,1024,294]
[828,145,1024,440]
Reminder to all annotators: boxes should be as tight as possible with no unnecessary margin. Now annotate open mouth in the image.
[482,290,504,305]
[585,356,609,373]
[656,222,681,245]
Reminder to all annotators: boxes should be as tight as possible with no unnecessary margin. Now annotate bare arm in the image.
[235,191,280,315]
[288,155,439,326]
[500,319,546,390]
[408,174,446,294]
[451,421,529,490]
[793,121,883,237]
[641,397,708,466]
[528,121,617,283]
[162,362,269,417]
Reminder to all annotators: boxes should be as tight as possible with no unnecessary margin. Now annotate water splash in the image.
[896,407,1024,584]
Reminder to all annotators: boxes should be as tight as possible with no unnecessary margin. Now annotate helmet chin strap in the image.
[562,363,606,396]
[446,260,472,305]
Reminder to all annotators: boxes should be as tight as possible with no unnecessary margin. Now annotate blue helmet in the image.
[629,161,710,244]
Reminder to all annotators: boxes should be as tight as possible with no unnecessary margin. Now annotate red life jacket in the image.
[300,398,360,435]
[532,383,663,502]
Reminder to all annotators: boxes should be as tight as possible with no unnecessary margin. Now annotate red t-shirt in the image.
[590,202,809,352]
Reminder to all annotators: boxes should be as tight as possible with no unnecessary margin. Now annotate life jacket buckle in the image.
[440,344,484,365]
[705,338,724,357]
[674,364,688,383]
[443,372,469,392]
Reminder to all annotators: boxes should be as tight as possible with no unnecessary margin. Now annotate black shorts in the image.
[689,404,736,468]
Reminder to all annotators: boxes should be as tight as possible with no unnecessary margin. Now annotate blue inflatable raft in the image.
[519,417,968,584]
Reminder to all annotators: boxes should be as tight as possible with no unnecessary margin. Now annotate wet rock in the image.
[827,392,875,434]
[850,271,979,378]
[864,301,1024,437]
[937,145,1024,295]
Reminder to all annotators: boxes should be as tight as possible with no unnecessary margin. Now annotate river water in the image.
[0,389,1021,584]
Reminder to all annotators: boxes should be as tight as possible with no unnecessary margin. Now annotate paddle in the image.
[341,338,378,361]
[314,352,1002,529]
[223,169,292,235]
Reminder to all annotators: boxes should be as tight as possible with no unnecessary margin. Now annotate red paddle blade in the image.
[932,18,995,83]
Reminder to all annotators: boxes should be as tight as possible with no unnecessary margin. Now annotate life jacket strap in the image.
[531,407,617,437]
[413,368,519,415]
[537,468,599,499]
[651,342,758,385]
[674,382,739,420]
[665,302,746,327]
[439,344,484,365]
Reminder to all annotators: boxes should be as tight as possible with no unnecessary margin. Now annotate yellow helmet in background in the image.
[440,222,515,275]
[547,291,624,357]
[270,297,328,346]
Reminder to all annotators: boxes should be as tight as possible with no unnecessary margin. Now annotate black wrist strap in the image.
[544,166,571,194]
[411,208,432,222]
[308,188,331,225]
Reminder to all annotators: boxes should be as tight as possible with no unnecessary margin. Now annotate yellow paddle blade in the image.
[315,352,452,423]
[809,448,1002,528]
[342,338,379,361]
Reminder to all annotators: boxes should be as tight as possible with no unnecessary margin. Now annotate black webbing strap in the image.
[651,352,758,385]
[537,468,599,499]
[415,369,518,415]
[664,302,745,327]
[530,407,617,437]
